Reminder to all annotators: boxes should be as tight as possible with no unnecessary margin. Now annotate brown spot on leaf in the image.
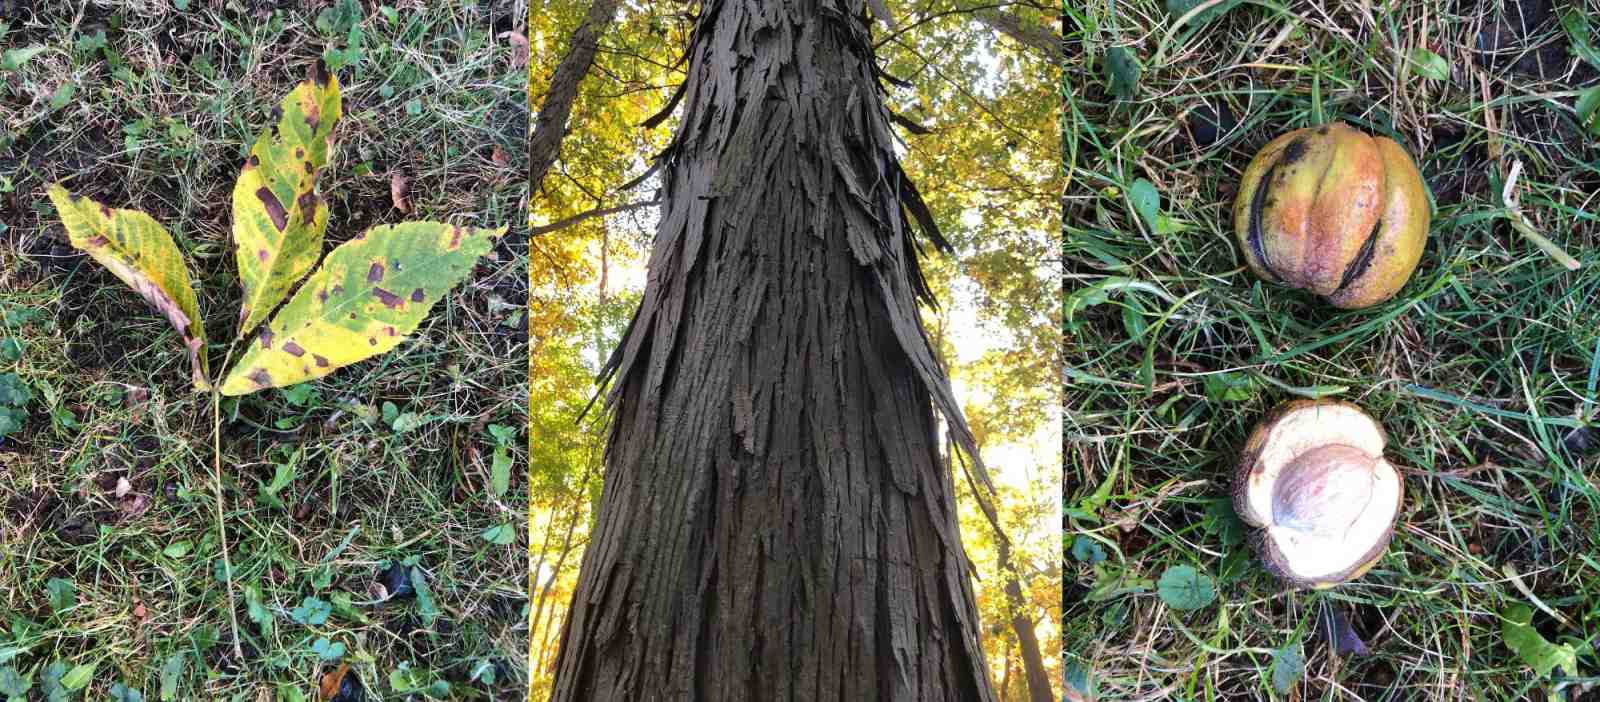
[85,235,110,247]
[297,191,319,225]
[258,330,274,349]
[368,337,377,346]
[99,204,112,219]
[248,369,272,387]
[304,161,313,174]
[314,354,329,368]
[385,326,396,336]
[257,187,287,231]
[282,341,306,357]
[311,59,331,86]
[367,263,384,283]
[448,226,463,250]
[295,147,304,159]
[410,288,424,303]
[318,289,329,303]
[373,288,403,309]
[257,249,269,262]
[247,155,260,168]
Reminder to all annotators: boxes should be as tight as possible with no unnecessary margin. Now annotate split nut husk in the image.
[1232,399,1404,589]
[1232,122,1429,309]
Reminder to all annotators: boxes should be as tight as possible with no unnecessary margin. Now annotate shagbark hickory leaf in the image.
[233,61,341,336]
[220,222,505,395]
[47,184,210,389]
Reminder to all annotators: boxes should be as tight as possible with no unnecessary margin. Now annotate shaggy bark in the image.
[531,0,622,194]
[550,0,997,699]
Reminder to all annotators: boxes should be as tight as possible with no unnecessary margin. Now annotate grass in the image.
[1067,0,1600,699]
[0,2,528,699]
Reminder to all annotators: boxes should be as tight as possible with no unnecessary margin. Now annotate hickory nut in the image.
[1233,122,1429,309]
[1232,400,1404,589]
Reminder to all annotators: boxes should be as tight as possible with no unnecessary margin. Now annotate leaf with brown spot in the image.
[220,221,506,395]
[233,63,342,337]
[47,184,211,390]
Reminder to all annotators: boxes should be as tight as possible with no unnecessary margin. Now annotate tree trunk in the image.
[999,537,1054,702]
[531,0,622,193]
[549,0,997,699]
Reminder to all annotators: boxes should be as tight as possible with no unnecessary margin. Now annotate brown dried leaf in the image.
[320,663,350,700]
[491,145,510,168]
[499,30,529,68]
[390,171,410,213]
[119,493,149,519]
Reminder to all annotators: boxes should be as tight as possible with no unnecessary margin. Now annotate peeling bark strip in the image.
[551,2,997,700]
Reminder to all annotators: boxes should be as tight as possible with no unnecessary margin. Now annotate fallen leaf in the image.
[133,601,147,620]
[499,30,528,68]
[1318,607,1370,657]
[390,171,409,213]
[491,146,510,168]
[114,476,132,498]
[119,493,150,519]
[319,663,350,701]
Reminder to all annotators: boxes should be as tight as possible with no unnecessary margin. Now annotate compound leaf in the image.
[220,222,505,395]
[233,61,341,337]
[47,184,209,390]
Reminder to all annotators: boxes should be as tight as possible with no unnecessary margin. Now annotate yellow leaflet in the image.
[220,222,506,395]
[232,61,342,336]
[47,184,210,390]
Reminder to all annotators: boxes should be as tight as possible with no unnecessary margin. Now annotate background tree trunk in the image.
[549,0,998,699]
[530,0,621,193]
[999,537,1054,702]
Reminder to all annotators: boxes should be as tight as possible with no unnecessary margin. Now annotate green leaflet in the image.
[220,222,505,395]
[47,184,210,390]
[232,61,341,336]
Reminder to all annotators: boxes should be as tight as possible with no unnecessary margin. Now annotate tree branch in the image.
[531,0,624,193]
[530,199,660,237]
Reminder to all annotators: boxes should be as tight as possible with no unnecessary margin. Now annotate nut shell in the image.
[1232,399,1403,589]
[1232,122,1429,309]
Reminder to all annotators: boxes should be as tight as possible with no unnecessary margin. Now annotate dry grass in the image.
[1067,0,1600,699]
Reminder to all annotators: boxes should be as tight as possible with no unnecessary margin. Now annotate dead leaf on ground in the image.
[119,492,149,519]
[499,30,528,68]
[390,171,410,213]
[491,145,510,168]
[115,476,132,499]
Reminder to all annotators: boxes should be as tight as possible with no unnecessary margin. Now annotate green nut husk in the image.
[1232,122,1430,309]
